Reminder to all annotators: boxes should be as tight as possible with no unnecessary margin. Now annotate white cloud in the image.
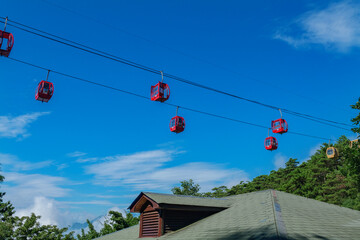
[309,143,322,156]
[15,197,94,227]
[85,150,249,192]
[273,153,287,169]
[92,207,127,232]
[275,1,360,52]
[87,194,136,199]
[0,153,52,171]
[2,172,70,208]
[67,151,87,158]
[56,163,69,170]
[76,157,99,163]
[0,112,50,139]
[298,143,323,163]
[62,200,113,205]
[1,171,95,227]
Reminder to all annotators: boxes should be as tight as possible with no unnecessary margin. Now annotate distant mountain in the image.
[68,207,126,235]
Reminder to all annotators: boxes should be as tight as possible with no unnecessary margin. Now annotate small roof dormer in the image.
[129,192,230,238]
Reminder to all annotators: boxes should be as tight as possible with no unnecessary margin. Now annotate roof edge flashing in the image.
[271,190,288,239]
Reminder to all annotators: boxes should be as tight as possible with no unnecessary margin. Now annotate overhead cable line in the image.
[6,56,334,141]
[41,0,338,111]
[0,17,353,129]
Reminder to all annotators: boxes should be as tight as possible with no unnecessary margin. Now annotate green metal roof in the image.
[143,192,233,208]
[277,191,360,239]
[96,190,360,240]
[95,225,139,240]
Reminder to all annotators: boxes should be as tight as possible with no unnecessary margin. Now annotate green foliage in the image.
[13,213,75,240]
[77,211,139,240]
[351,97,360,136]
[1,169,138,239]
[109,211,139,231]
[174,136,360,211]
[171,179,201,196]
[77,220,99,240]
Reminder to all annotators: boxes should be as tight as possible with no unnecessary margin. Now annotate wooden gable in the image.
[129,192,227,238]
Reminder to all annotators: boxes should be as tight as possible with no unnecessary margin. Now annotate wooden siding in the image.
[163,210,216,233]
[141,210,160,237]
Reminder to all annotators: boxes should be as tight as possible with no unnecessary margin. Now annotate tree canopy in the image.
[1,98,360,238]
[351,97,360,136]
[0,168,138,240]
[173,136,360,211]
[172,98,360,210]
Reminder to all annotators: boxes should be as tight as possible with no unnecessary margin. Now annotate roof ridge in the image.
[143,191,231,200]
[93,225,139,240]
[275,190,360,213]
[270,190,288,239]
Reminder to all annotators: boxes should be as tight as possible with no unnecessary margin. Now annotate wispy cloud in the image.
[67,151,87,158]
[2,172,71,208]
[273,153,287,169]
[274,1,360,52]
[1,171,94,227]
[85,150,249,192]
[61,200,113,205]
[86,194,136,199]
[0,153,52,171]
[76,157,99,163]
[56,163,69,170]
[299,143,323,163]
[0,112,50,139]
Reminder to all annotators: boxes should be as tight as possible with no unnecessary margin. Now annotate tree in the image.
[0,169,16,239]
[13,213,75,240]
[171,179,201,196]
[173,136,360,210]
[351,97,360,136]
[77,220,99,240]
[1,170,75,240]
[78,211,139,239]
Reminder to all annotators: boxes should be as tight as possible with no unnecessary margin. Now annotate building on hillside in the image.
[96,189,360,240]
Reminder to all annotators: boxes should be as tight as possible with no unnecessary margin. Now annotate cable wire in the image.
[0,17,353,129]
[41,0,342,113]
[5,56,335,141]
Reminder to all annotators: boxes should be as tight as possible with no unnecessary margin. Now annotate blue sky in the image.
[0,0,359,227]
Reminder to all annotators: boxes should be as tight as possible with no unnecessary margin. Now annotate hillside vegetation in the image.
[172,98,360,211]
[173,136,360,210]
[1,98,359,239]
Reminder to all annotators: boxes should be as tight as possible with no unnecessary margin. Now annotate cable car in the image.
[170,116,185,133]
[326,147,338,159]
[264,137,278,151]
[0,28,14,57]
[35,81,54,103]
[151,71,170,102]
[170,107,185,133]
[271,118,288,134]
[271,109,288,134]
[151,82,170,102]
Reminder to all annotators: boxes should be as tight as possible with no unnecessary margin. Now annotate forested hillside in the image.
[172,98,360,210]
[1,98,359,239]
[173,136,360,210]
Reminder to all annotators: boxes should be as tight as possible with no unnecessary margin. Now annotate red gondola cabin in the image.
[35,81,54,102]
[271,119,288,134]
[170,116,185,133]
[265,137,278,151]
[151,82,170,102]
[0,30,14,57]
